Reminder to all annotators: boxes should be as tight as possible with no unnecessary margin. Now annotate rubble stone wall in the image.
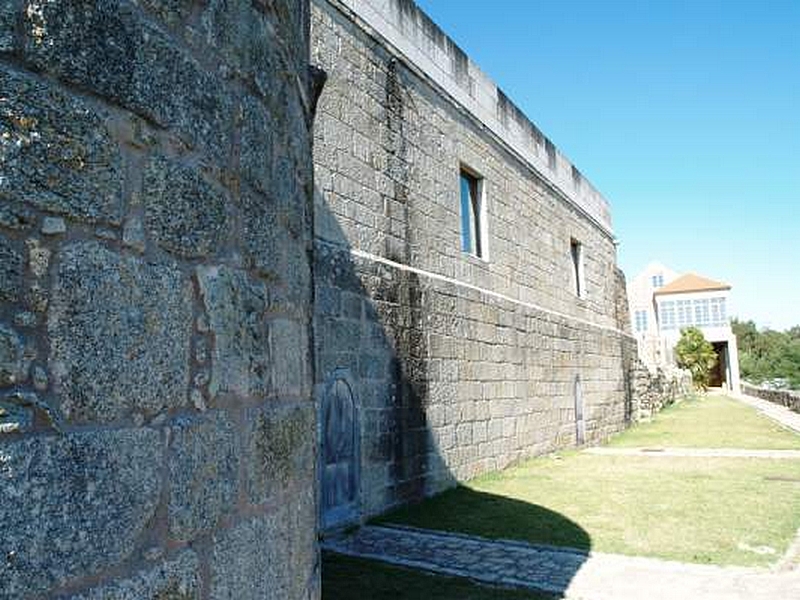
[0,1,318,598]
[630,364,694,421]
[742,384,800,414]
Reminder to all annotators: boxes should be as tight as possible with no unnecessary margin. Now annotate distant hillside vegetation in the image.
[732,319,800,390]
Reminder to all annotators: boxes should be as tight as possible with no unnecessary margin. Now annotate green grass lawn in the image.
[323,553,558,600]
[378,395,800,567]
[607,394,800,449]
[378,454,800,566]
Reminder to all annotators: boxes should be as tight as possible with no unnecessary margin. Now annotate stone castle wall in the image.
[1,1,317,598]
[311,0,638,520]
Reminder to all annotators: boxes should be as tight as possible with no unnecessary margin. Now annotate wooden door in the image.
[321,374,359,529]
[574,375,586,445]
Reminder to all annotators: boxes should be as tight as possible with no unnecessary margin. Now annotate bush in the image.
[675,327,717,390]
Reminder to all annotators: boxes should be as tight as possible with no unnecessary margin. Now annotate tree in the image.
[675,327,717,390]
[732,318,800,388]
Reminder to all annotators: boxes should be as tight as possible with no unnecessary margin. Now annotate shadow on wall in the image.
[314,187,435,530]
[313,190,592,595]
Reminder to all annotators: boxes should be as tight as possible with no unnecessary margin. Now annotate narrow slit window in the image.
[459,169,484,258]
[570,239,584,298]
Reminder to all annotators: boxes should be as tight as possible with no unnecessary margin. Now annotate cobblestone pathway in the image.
[323,525,800,600]
[584,447,800,459]
[323,525,586,594]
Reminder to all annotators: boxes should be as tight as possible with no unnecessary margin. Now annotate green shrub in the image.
[675,327,717,389]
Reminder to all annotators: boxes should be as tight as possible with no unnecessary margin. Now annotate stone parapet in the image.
[327,0,614,236]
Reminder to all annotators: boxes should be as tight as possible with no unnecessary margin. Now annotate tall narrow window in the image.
[459,169,484,258]
[635,310,648,332]
[570,239,584,298]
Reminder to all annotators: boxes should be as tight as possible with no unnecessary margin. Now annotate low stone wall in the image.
[1,1,317,598]
[742,384,800,414]
[631,363,693,421]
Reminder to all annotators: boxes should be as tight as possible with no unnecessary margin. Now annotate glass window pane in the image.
[571,240,582,297]
[471,179,482,257]
[460,173,473,253]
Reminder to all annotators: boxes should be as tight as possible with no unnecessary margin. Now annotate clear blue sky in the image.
[414,0,799,331]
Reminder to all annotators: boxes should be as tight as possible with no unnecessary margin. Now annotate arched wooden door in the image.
[320,372,359,530]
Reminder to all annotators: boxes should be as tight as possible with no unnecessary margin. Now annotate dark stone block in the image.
[48,242,192,424]
[0,324,23,387]
[0,201,35,231]
[201,0,285,102]
[66,551,200,600]
[143,156,228,258]
[210,503,315,600]
[239,95,277,197]
[0,65,123,224]
[19,0,233,160]
[168,412,239,541]
[135,0,194,29]
[240,189,310,311]
[0,0,18,52]
[0,429,162,597]
[245,402,315,504]
[0,235,23,304]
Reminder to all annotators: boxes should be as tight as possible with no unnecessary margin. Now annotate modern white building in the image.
[628,262,741,393]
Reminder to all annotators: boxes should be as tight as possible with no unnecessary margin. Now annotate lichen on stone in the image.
[143,156,228,258]
[48,241,192,424]
[245,402,314,504]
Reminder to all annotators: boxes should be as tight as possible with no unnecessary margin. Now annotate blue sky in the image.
[414,0,799,331]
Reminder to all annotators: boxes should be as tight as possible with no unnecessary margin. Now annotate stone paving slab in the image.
[323,525,800,600]
[323,525,586,594]
[584,447,800,459]
[732,392,800,434]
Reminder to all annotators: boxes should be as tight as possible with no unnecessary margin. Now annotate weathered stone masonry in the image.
[312,0,638,525]
[1,1,318,598]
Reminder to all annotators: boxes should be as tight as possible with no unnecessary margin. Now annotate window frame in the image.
[660,300,676,330]
[458,165,488,260]
[634,310,648,333]
[570,238,585,299]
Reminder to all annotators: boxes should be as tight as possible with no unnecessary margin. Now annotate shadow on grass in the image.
[375,486,592,552]
[323,553,563,600]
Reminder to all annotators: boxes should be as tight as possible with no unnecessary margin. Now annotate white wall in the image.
[627,262,679,366]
